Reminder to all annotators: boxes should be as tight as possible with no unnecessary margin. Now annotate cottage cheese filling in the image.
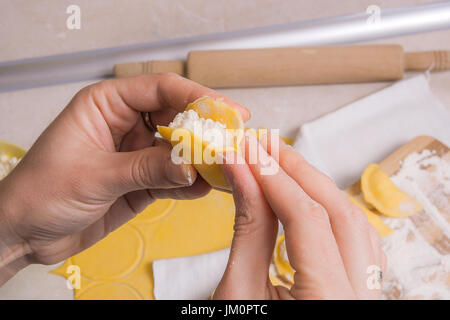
[168,109,234,148]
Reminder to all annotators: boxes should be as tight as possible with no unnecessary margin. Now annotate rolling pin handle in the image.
[404,51,450,71]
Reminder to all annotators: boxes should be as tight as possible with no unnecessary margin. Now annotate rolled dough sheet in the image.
[52,190,235,300]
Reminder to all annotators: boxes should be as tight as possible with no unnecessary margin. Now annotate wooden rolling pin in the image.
[114,45,450,88]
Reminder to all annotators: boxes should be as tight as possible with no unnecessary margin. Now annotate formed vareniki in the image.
[157,97,244,192]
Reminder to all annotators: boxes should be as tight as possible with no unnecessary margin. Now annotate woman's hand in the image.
[215,132,386,299]
[0,73,249,284]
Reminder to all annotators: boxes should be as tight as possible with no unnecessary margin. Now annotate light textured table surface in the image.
[0,0,449,299]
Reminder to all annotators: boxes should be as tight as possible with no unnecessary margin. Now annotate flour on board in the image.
[381,150,450,300]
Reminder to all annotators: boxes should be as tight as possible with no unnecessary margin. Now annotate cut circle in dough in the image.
[71,224,144,280]
[77,282,142,300]
[131,199,176,224]
[157,96,244,191]
[51,189,236,300]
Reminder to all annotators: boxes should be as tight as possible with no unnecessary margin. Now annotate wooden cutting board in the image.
[347,135,449,195]
[346,135,450,299]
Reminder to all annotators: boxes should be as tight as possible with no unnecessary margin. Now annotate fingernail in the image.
[220,151,230,164]
[245,128,257,139]
[244,130,258,147]
[182,164,195,185]
[278,136,287,146]
[237,103,251,120]
[165,161,195,186]
[258,132,267,144]
[244,105,252,119]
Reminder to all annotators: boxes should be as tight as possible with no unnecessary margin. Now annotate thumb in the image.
[104,144,197,196]
[215,151,278,299]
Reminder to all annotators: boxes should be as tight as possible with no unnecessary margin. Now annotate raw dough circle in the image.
[132,199,176,224]
[71,225,144,280]
[77,282,142,300]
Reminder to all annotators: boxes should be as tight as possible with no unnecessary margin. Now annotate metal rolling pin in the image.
[1,1,450,92]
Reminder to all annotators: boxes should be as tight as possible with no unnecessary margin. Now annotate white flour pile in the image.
[381,150,450,299]
[0,153,20,180]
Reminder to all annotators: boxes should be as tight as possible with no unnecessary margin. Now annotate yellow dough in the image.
[273,234,294,286]
[272,195,394,287]
[131,199,175,224]
[348,195,394,237]
[245,126,294,146]
[71,224,144,280]
[157,97,244,192]
[361,163,422,217]
[52,190,236,300]
[76,283,143,300]
[269,273,290,288]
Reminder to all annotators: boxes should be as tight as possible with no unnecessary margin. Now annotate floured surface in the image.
[274,137,450,298]
[382,149,450,299]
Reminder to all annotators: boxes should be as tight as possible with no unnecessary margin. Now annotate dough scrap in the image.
[348,195,394,237]
[361,163,422,217]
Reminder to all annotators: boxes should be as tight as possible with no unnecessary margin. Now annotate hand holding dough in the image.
[158,97,245,191]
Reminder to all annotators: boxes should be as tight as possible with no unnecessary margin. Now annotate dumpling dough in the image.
[158,97,244,192]
[361,163,422,217]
